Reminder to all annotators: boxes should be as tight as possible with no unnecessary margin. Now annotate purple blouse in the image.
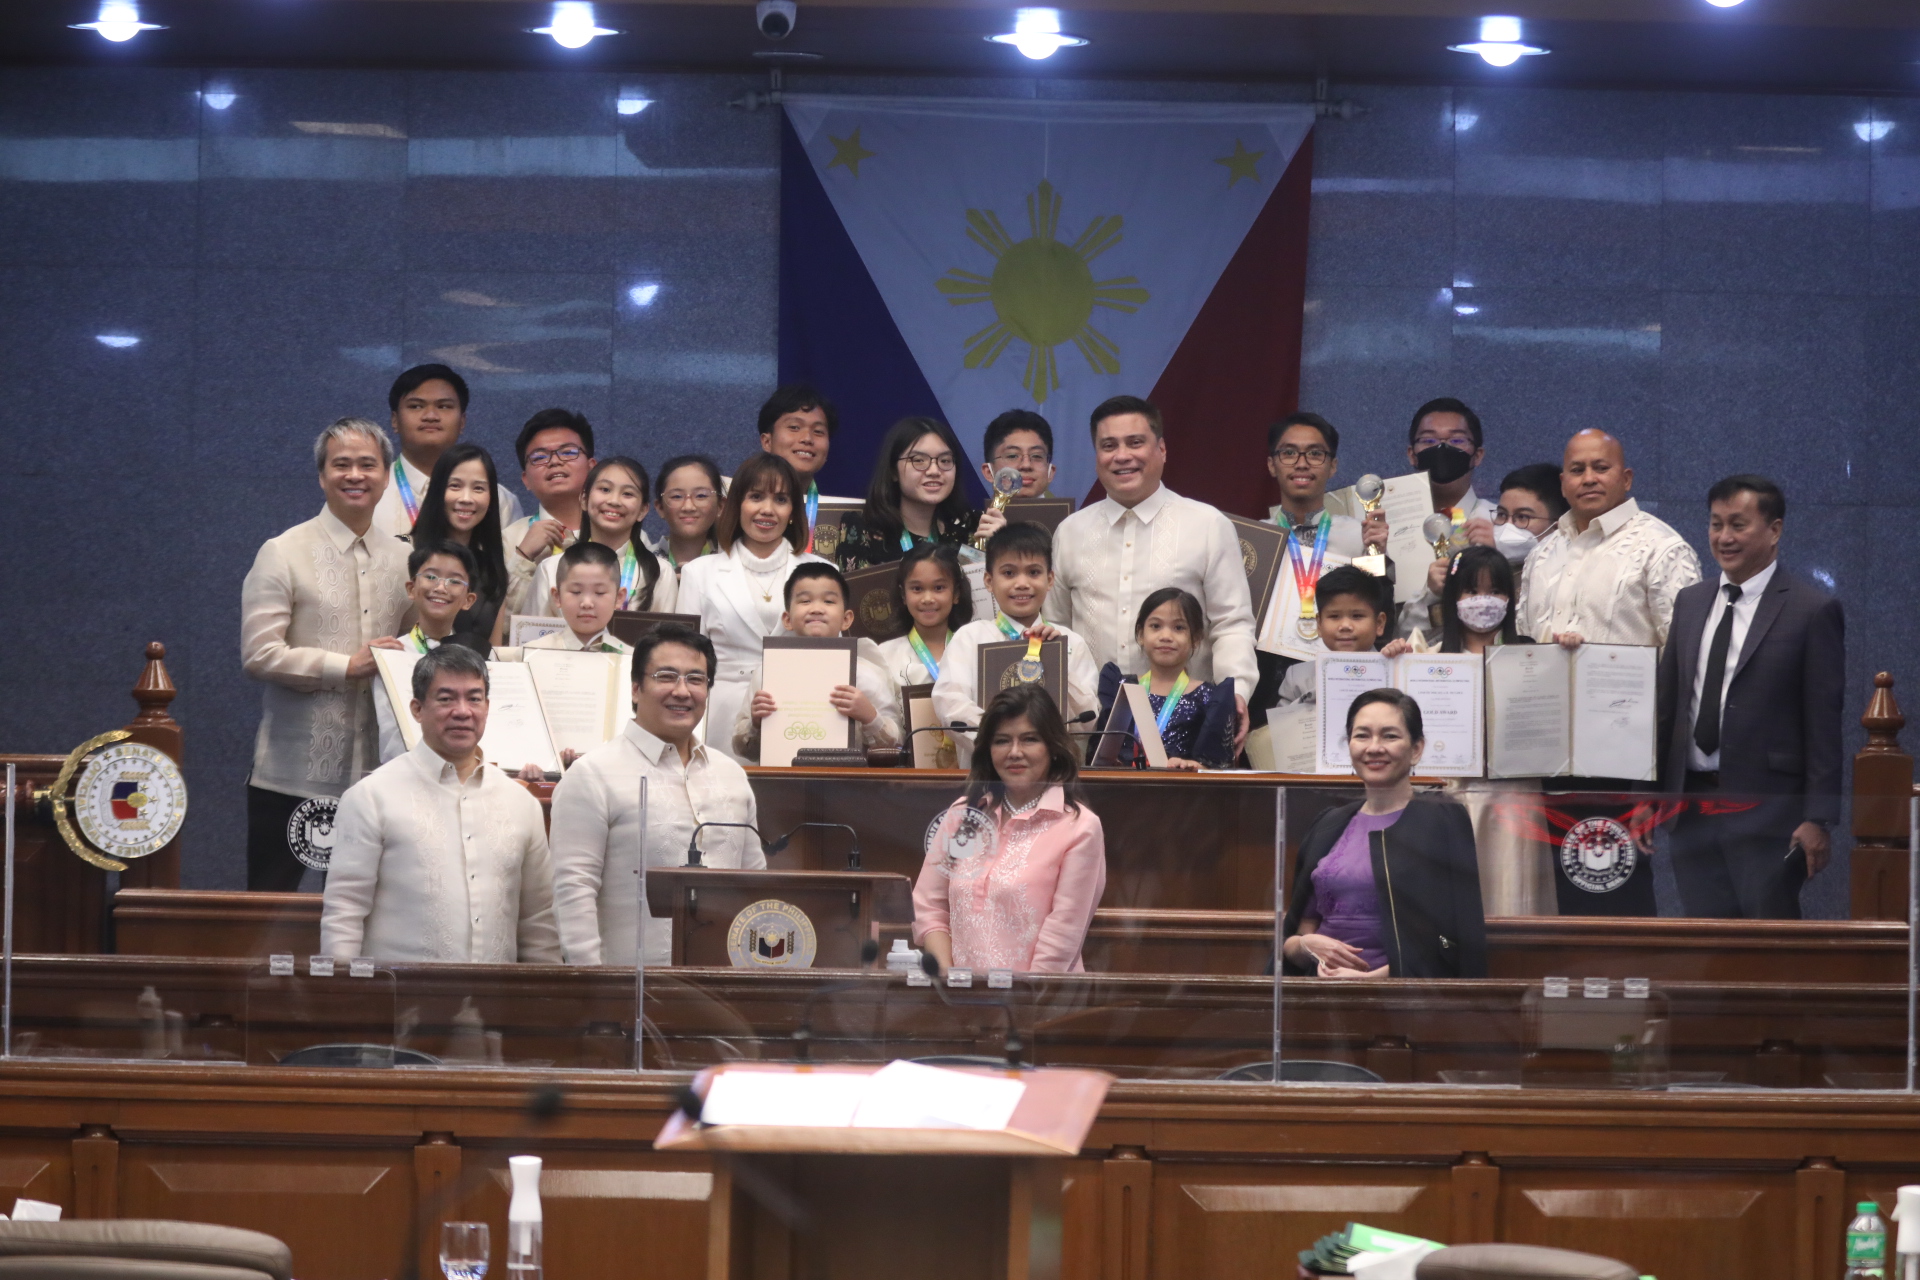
[1305,807,1405,972]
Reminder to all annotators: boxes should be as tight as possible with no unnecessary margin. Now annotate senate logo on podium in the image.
[726,899,819,969]
[1558,816,1638,894]
[35,730,188,871]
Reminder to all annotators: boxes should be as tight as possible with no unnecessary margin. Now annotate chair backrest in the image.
[1217,1059,1385,1083]
[0,1221,292,1280]
[1417,1243,1638,1280]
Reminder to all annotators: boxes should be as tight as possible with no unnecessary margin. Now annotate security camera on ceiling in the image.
[755,0,796,40]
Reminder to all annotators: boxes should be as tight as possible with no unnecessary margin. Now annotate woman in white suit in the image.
[676,451,829,762]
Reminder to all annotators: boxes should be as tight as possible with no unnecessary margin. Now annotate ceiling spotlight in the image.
[70,0,164,42]
[1702,0,1745,7]
[1855,120,1894,142]
[95,334,141,348]
[1449,15,1547,66]
[988,8,1087,60]
[201,88,236,110]
[616,93,653,116]
[530,2,619,49]
[628,284,661,307]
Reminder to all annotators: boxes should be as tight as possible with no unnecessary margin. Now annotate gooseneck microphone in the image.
[916,950,1024,1069]
[684,820,771,867]
[790,938,882,1062]
[766,822,862,871]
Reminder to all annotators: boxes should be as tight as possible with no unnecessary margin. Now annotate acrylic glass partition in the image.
[3,760,1915,1092]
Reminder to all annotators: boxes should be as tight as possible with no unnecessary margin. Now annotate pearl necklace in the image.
[1003,793,1044,817]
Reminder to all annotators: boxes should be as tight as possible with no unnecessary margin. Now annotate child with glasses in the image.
[371,542,493,765]
[650,454,724,579]
[836,416,1008,571]
[980,409,1058,498]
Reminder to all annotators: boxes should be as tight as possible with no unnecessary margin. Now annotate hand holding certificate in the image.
[1485,643,1655,781]
[759,637,858,767]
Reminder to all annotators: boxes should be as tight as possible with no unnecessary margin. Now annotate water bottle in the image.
[885,939,922,973]
[506,1155,542,1280]
[1848,1200,1887,1279]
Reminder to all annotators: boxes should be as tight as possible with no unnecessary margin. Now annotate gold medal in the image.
[1297,608,1319,639]
[1015,635,1045,684]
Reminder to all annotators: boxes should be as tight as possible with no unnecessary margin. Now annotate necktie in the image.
[1692,583,1743,757]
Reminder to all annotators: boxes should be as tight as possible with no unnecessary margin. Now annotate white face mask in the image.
[1493,520,1538,565]
[1455,593,1510,633]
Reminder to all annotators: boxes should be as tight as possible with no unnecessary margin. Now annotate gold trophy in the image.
[1352,473,1387,576]
[1422,511,1458,561]
[963,466,1023,563]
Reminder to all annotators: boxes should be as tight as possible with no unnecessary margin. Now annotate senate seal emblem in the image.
[1559,816,1638,894]
[926,805,999,880]
[72,742,186,860]
[1239,537,1257,577]
[286,796,340,870]
[859,588,893,634]
[726,899,819,969]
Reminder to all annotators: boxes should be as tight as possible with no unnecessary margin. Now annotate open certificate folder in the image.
[371,649,565,775]
[1310,654,1483,777]
[1485,642,1656,781]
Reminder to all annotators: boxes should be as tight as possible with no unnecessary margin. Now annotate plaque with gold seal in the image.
[1225,514,1287,631]
[842,563,901,640]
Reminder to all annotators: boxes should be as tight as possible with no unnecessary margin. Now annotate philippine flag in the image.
[779,95,1315,513]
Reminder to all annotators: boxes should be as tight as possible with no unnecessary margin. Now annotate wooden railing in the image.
[1851,672,1915,919]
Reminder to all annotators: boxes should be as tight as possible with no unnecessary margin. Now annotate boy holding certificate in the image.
[1273,566,1392,709]
[935,523,1099,764]
[498,542,634,658]
[734,562,902,761]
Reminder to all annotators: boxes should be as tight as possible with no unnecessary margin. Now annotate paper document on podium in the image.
[698,1060,1025,1132]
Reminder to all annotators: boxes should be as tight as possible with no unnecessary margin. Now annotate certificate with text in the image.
[1314,653,1390,775]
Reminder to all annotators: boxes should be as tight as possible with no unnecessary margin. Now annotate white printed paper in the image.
[372,649,424,753]
[1265,702,1319,774]
[761,645,855,767]
[524,649,625,759]
[1393,654,1483,777]
[1485,644,1571,779]
[482,661,563,776]
[1380,472,1436,604]
[849,1060,1027,1131]
[1570,643,1657,782]
[700,1070,867,1128]
[1314,654,1389,775]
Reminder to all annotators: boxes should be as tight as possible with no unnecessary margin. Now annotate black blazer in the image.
[1655,566,1844,827]
[1281,795,1488,979]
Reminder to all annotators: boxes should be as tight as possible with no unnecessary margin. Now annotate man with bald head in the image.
[1516,430,1700,649]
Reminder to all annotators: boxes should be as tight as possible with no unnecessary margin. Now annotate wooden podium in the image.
[656,1062,1110,1280]
[644,867,914,968]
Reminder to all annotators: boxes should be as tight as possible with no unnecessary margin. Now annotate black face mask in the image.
[1414,443,1474,485]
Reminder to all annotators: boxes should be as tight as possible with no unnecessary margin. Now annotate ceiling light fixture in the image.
[628,284,661,307]
[1855,120,1894,142]
[201,88,236,110]
[1449,15,1547,67]
[95,334,141,348]
[987,8,1087,60]
[530,2,619,49]
[1702,0,1745,7]
[70,0,164,42]
[616,93,653,116]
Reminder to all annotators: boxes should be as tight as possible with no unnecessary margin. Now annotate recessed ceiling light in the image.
[201,88,236,111]
[1703,0,1745,7]
[1454,305,1480,316]
[1449,15,1548,66]
[628,284,661,307]
[530,2,618,49]
[69,0,163,42]
[987,8,1087,60]
[95,334,141,348]
[1855,120,1894,142]
[616,92,653,116]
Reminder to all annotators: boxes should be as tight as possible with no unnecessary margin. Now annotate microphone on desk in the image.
[791,938,882,1062]
[684,820,772,867]
[766,822,862,871]
[916,950,1024,1069]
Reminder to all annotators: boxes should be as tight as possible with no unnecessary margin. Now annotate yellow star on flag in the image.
[827,127,877,177]
[1213,138,1265,188]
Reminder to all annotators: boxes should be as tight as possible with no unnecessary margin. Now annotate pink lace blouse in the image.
[911,787,1107,973]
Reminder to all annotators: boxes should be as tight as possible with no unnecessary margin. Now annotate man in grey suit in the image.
[1655,475,1845,918]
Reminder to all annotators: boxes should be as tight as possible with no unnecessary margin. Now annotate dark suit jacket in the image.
[1655,565,1845,827]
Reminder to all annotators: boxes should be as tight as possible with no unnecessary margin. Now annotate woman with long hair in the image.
[677,451,831,761]
[529,456,672,616]
[912,684,1107,974]
[412,442,510,645]
[835,416,1006,571]
[651,453,723,579]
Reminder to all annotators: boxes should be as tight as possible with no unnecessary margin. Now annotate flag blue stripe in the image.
[777,111,986,505]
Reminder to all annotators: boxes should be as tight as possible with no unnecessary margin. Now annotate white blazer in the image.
[677,542,829,763]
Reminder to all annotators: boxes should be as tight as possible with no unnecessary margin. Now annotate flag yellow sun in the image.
[935,180,1150,403]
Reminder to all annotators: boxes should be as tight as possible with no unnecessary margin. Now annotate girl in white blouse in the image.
[875,543,976,690]
[529,456,676,617]
[677,451,830,762]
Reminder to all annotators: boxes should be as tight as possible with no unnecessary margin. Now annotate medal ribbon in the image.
[1287,513,1332,618]
[1023,636,1043,664]
[1152,671,1190,735]
[803,480,819,553]
[906,628,947,682]
[393,460,420,526]
[618,541,641,603]
[899,530,917,553]
[404,627,431,654]
[664,538,715,570]
[995,612,1023,639]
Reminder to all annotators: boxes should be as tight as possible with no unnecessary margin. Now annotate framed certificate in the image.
[808,499,866,564]
[1225,514,1288,630]
[901,682,958,769]
[608,610,701,648]
[843,564,901,640]
[975,637,1067,718]
[507,614,570,648]
[1004,497,1074,534]
[760,636,859,767]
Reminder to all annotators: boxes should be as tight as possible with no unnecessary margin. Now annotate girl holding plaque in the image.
[1095,588,1238,770]
[530,456,674,616]
[912,685,1107,974]
[836,417,1007,571]
[412,443,512,646]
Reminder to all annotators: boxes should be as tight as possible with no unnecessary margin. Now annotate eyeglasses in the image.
[417,572,470,590]
[1413,435,1476,452]
[662,489,717,506]
[645,668,711,691]
[1272,446,1332,465]
[1495,510,1554,533]
[526,445,586,466]
[992,447,1050,466]
[902,452,956,474]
